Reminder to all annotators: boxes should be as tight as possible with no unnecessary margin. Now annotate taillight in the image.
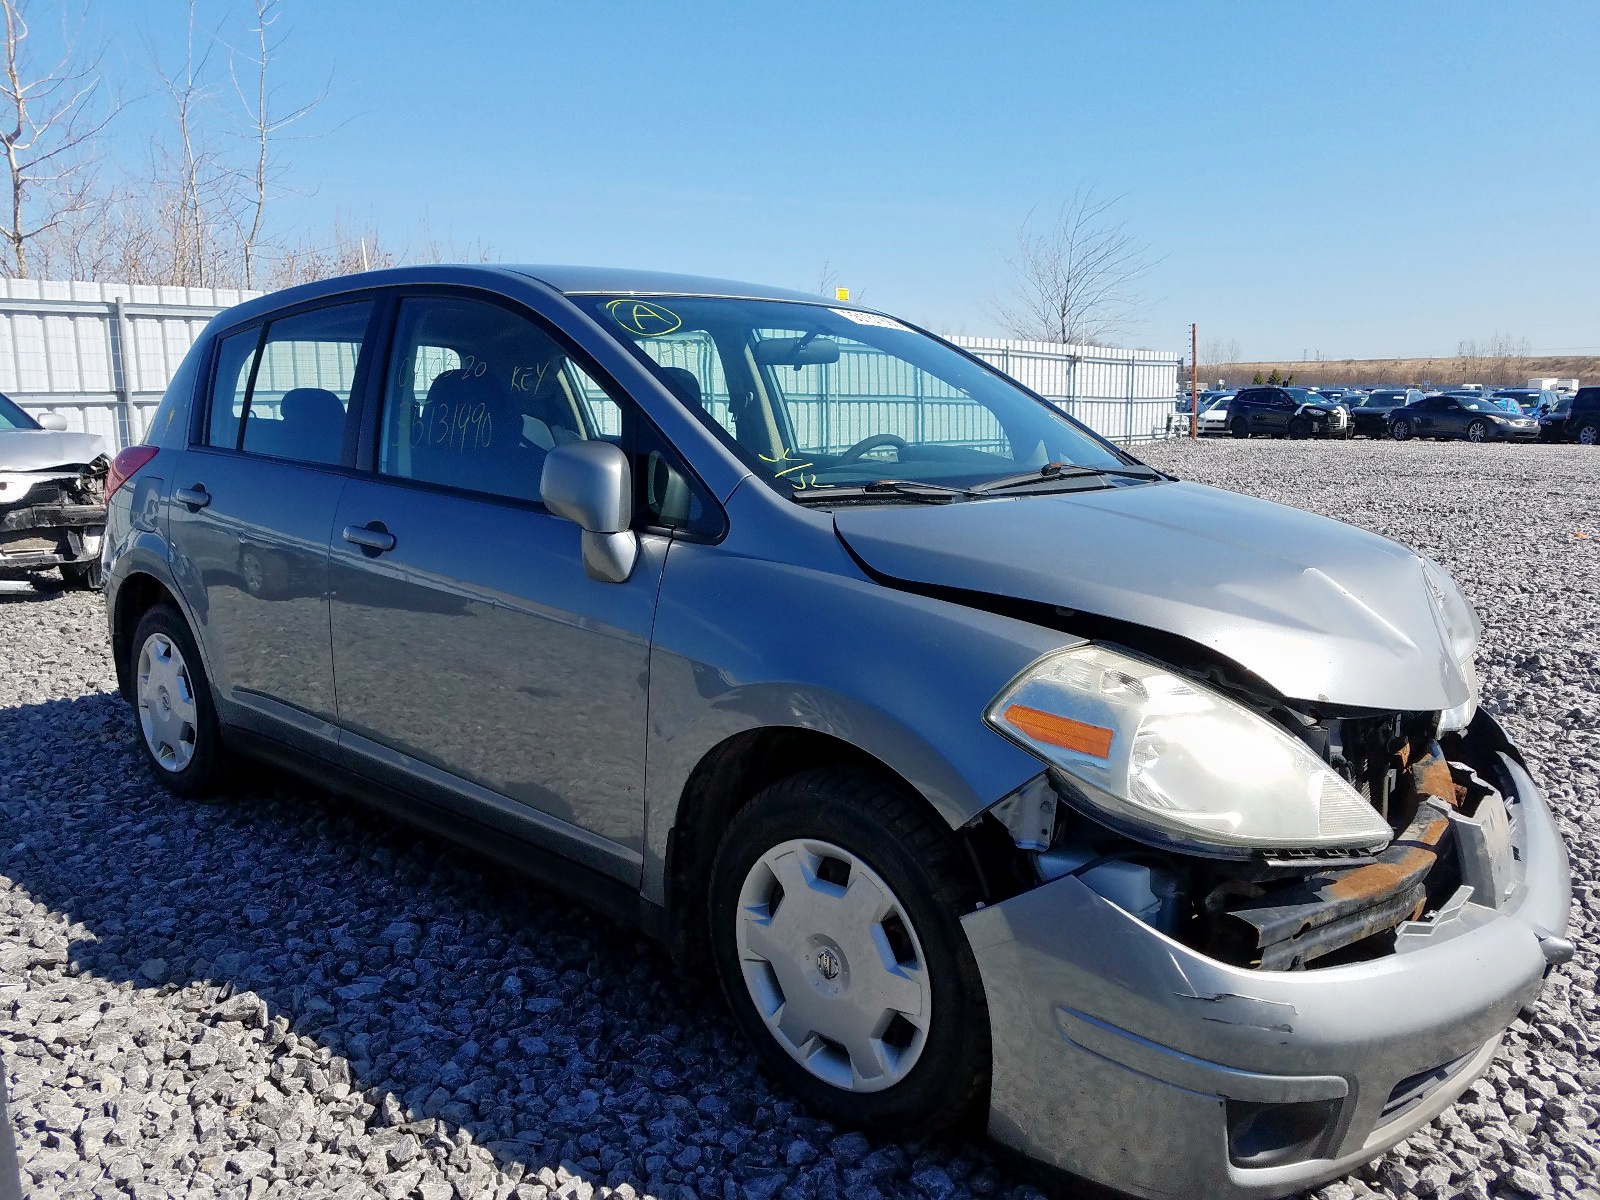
[106,445,159,501]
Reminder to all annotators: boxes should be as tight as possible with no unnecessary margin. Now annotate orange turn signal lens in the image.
[1004,704,1114,759]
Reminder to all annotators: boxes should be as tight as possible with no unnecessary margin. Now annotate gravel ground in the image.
[1,437,1597,1200]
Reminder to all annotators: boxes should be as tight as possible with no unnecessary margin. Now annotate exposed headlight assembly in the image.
[986,645,1393,857]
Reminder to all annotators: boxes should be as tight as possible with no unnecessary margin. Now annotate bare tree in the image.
[1201,336,1242,369]
[269,218,395,288]
[229,0,324,288]
[993,188,1158,346]
[0,0,120,276]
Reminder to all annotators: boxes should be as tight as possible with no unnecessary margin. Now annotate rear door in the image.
[168,300,378,750]
[327,291,680,882]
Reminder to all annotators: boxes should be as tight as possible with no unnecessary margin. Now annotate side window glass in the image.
[634,418,722,539]
[216,303,371,464]
[208,327,262,449]
[378,296,630,505]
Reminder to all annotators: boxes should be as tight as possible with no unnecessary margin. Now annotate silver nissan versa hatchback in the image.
[101,266,1572,1199]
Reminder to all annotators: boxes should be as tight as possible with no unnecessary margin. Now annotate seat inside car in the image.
[415,369,543,501]
[265,386,345,462]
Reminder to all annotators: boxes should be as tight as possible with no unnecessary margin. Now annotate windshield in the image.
[577,295,1139,496]
[0,392,39,431]
[1359,394,1399,407]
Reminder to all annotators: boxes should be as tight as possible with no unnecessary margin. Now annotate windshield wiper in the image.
[790,479,981,504]
[970,462,1167,494]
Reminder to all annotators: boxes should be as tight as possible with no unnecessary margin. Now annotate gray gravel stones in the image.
[2,437,1599,1199]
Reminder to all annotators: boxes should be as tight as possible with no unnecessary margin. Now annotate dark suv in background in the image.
[1224,386,1351,439]
[1539,388,1600,444]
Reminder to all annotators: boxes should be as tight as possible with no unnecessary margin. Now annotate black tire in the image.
[1391,418,1414,441]
[60,560,103,590]
[128,603,227,798]
[1229,415,1251,439]
[1576,422,1600,447]
[1466,420,1489,443]
[1287,416,1311,440]
[709,768,990,1138]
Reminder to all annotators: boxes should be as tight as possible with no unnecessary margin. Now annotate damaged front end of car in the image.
[957,635,1572,1199]
[0,455,110,584]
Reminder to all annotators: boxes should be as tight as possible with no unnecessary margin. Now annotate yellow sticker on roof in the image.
[606,299,682,337]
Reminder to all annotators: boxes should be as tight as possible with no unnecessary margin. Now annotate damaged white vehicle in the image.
[0,392,109,588]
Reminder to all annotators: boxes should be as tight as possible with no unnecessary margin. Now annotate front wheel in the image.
[1287,416,1311,439]
[1466,420,1489,443]
[1391,418,1414,441]
[709,770,990,1136]
[130,604,227,798]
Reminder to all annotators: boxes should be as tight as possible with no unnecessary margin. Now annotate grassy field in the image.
[1207,354,1598,390]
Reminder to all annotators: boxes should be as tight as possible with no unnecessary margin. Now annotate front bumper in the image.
[962,716,1571,1200]
[0,500,105,575]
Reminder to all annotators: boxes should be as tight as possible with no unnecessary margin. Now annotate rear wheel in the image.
[1391,418,1414,441]
[1576,422,1599,446]
[1466,419,1489,443]
[1229,416,1251,439]
[709,769,989,1137]
[130,604,226,797]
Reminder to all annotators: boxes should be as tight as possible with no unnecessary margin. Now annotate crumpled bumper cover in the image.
[961,714,1571,1200]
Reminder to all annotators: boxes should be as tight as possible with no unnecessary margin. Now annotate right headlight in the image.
[986,645,1393,857]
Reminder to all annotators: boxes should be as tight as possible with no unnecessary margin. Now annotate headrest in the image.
[280,387,343,423]
[658,367,703,408]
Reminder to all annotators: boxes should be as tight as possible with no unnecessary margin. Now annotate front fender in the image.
[641,512,1068,904]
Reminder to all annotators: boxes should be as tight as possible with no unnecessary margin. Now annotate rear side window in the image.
[206,302,373,465]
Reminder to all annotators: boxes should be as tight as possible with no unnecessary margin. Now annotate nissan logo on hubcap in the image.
[816,948,841,980]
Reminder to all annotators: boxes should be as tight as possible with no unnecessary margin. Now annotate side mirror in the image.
[541,440,637,583]
[36,412,69,431]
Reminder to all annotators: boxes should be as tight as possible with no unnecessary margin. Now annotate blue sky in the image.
[71,2,1600,357]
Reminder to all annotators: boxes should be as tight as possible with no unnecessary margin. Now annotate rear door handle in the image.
[342,523,396,553]
[175,485,211,509]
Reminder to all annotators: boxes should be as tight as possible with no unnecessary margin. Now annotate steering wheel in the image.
[837,433,910,463]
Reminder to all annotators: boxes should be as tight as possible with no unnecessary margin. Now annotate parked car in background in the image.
[1490,389,1557,415]
[1195,392,1234,434]
[0,391,110,588]
[96,264,1572,1200]
[1538,387,1600,444]
[1316,387,1366,405]
[1351,388,1423,437]
[1224,386,1351,439]
[1389,393,1540,443]
[1178,389,1231,416]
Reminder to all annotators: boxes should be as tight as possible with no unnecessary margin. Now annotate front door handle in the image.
[342,523,396,553]
[175,485,211,509]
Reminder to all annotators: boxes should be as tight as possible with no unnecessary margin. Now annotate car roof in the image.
[205,264,842,330]
[509,265,824,302]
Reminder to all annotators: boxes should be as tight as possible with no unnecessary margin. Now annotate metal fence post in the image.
[109,298,135,447]
[1125,358,1135,443]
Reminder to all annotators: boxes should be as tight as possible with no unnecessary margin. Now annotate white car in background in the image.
[1196,392,1235,434]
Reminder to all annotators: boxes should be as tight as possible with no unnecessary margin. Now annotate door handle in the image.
[175,485,211,509]
[342,523,396,553]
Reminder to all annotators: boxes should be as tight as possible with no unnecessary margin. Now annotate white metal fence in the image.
[0,278,1181,450]
[0,277,261,449]
[949,336,1181,444]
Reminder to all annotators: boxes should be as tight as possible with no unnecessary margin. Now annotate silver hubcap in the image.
[1469,423,1485,441]
[136,632,199,772]
[735,838,931,1093]
[1581,426,1598,445]
[1394,421,1410,439]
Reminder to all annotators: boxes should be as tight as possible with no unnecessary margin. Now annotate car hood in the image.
[0,429,110,472]
[832,481,1474,711]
